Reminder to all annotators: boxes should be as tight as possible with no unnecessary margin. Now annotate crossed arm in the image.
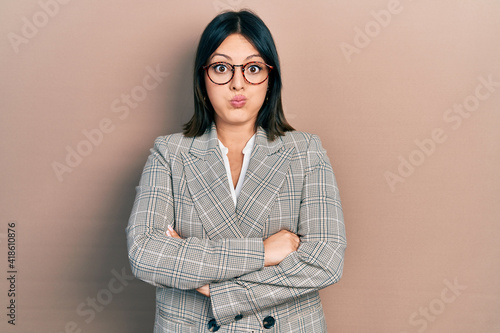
[166,226,300,296]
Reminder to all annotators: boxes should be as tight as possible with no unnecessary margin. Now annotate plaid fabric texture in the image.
[126,123,346,332]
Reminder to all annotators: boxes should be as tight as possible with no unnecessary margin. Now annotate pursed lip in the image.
[231,95,247,102]
[230,95,247,108]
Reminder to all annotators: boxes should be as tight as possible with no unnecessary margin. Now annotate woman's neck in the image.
[215,122,256,149]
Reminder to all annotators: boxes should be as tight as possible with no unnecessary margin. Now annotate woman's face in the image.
[205,33,269,130]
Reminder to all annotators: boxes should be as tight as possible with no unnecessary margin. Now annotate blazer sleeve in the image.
[126,137,265,290]
[208,135,347,326]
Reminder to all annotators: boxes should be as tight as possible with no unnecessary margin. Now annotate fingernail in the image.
[166,230,171,237]
[168,225,173,231]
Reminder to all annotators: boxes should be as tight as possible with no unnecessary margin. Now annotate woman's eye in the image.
[214,64,228,73]
[247,65,261,74]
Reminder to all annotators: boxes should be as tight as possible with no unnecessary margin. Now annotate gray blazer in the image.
[126,123,346,332]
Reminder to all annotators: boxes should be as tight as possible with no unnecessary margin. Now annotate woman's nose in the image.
[230,68,245,90]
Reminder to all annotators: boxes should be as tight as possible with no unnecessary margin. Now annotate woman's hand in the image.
[263,230,300,267]
[166,225,211,297]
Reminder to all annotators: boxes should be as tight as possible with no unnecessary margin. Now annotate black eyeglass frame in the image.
[203,61,273,85]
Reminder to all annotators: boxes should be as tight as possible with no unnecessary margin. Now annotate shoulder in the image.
[279,130,326,153]
[279,130,331,170]
[151,132,195,155]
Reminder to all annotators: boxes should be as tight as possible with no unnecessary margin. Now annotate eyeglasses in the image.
[203,61,273,85]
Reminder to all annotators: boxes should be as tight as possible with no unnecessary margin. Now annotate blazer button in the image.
[262,316,275,329]
[207,318,220,332]
[235,314,243,321]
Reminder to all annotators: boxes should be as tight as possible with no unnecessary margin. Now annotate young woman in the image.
[126,10,346,333]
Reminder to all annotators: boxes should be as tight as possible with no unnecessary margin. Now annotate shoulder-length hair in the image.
[182,10,294,141]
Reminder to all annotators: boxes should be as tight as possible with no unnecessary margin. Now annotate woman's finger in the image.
[166,225,182,239]
[196,284,210,297]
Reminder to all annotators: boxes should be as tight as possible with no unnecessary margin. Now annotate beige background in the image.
[1,0,499,332]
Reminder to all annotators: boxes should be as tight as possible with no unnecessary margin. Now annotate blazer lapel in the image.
[236,127,295,237]
[181,123,243,239]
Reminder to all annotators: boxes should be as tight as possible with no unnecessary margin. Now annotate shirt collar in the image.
[218,133,256,155]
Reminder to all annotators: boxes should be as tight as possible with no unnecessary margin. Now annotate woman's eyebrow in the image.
[209,53,263,62]
[210,53,231,61]
[245,54,262,60]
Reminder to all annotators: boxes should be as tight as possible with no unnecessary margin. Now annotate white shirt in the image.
[218,134,256,207]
